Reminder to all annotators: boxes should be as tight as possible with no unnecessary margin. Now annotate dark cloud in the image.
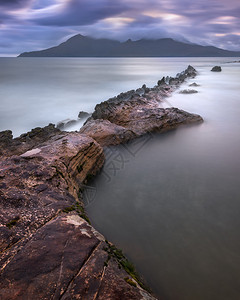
[0,0,240,55]
[0,0,31,8]
[33,0,129,26]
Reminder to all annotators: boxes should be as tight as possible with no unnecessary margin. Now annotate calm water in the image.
[84,59,240,299]
[1,57,240,299]
[0,57,235,136]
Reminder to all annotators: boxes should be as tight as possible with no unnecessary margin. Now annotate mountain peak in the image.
[18,34,240,57]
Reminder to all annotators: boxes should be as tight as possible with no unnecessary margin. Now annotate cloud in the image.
[31,0,129,26]
[0,0,240,55]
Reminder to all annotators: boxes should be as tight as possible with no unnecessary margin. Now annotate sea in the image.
[1,57,240,299]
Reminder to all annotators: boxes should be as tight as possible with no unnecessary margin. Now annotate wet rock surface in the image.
[0,66,203,299]
[211,66,222,72]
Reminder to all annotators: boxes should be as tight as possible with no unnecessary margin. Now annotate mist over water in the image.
[0,57,234,136]
[84,60,240,299]
[1,57,240,299]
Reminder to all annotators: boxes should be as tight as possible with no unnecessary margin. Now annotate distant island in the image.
[18,34,240,57]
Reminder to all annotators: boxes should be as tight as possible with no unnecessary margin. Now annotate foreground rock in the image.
[0,66,203,299]
[0,129,155,299]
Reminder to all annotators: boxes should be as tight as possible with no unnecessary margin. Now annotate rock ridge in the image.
[0,66,203,299]
[80,65,203,146]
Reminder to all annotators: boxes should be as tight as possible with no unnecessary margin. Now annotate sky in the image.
[0,0,239,56]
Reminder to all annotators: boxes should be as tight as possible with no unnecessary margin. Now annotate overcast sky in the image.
[0,0,239,56]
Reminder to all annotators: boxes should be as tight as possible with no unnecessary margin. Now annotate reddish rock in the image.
[0,66,204,299]
[82,66,203,146]
[80,119,137,146]
[0,129,156,299]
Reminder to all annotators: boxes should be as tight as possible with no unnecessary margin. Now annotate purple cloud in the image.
[0,0,239,55]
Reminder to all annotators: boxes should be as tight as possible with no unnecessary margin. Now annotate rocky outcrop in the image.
[82,66,203,145]
[211,66,222,72]
[80,119,137,146]
[0,123,60,157]
[0,128,155,299]
[0,66,203,299]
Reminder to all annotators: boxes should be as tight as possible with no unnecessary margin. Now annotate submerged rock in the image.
[179,89,198,94]
[211,66,222,72]
[189,82,200,87]
[78,111,91,119]
[56,118,78,130]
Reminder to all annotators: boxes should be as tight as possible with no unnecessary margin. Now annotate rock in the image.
[78,111,91,119]
[211,66,222,72]
[0,130,13,155]
[189,82,200,87]
[0,132,104,251]
[80,119,137,146]
[0,66,204,299]
[86,66,202,140]
[179,89,198,94]
[0,124,60,157]
[0,128,155,299]
[157,77,165,86]
[0,214,155,300]
[56,119,78,130]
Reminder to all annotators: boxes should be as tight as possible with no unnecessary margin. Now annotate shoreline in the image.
[0,66,203,299]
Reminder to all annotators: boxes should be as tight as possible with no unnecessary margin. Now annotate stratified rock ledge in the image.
[81,65,203,146]
[0,66,203,300]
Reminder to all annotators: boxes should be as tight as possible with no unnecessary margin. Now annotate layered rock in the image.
[0,128,156,299]
[0,66,203,299]
[81,66,203,146]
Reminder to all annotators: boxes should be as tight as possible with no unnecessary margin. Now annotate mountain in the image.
[18,34,240,57]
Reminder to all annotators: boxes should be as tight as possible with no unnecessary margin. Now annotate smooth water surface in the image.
[0,57,234,136]
[85,60,240,300]
[1,57,240,299]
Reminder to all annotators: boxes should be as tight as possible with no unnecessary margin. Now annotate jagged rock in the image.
[157,77,165,86]
[0,128,155,299]
[0,66,204,299]
[179,89,198,94]
[78,111,91,119]
[87,66,202,139]
[0,124,60,157]
[211,66,222,72]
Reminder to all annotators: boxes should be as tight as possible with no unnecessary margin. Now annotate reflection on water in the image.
[85,62,240,299]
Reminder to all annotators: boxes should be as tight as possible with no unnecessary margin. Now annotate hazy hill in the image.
[19,34,240,57]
